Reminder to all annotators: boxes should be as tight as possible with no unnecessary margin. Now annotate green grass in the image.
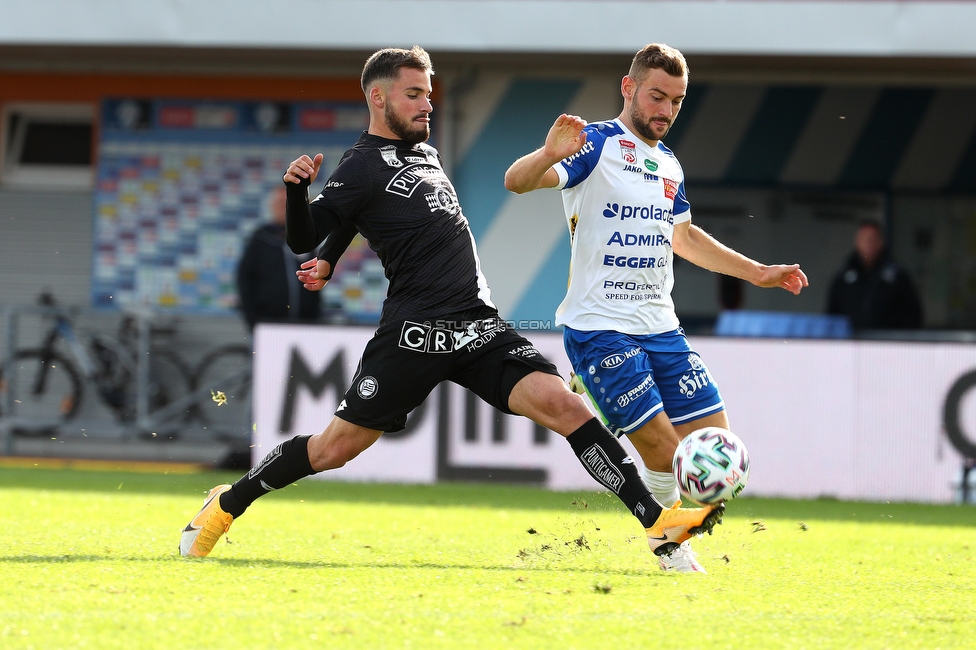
[1,467,974,649]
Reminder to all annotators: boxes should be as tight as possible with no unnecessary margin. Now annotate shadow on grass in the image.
[2,466,974,527]
[0,553,660,579]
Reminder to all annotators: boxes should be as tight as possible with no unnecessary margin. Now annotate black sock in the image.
[219,435,315,518]
[566,418,663,528]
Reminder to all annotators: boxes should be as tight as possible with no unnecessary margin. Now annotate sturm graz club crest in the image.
[357,376,379,399]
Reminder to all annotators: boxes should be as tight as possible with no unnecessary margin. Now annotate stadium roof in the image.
[2,0,976,58]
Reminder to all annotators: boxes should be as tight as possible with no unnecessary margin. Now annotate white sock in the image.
[641,467,680,507]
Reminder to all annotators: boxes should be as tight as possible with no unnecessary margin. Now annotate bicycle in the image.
[0,292,194,435]
[191,343,253,441]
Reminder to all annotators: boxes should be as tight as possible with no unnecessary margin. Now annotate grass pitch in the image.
[1,466,974,649]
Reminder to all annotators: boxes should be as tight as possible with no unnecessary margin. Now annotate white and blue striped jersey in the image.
[553,119,691,335]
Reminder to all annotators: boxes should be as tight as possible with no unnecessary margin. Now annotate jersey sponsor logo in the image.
[603,279,665,301]
[386,163,445,198]
[357,376,379,399]
[562,140,595,167]
[380,145,402,167]
[644,159,659,172]
[606,231,670,247]
[580,444,624,494]
[404,155,427,163]
[602,202,674,223]
[424,181,460,215]
[616,373,654,408]
[325,180,343,189]
[602,254,666,269]
[644,173,659,182]
[622,164,644,174]
[619,139,637,163]
[662,177,678,200]
[600,346,641,369]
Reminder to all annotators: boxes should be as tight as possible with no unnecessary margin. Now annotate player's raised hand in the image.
[297,257,332,291]
[544,114,588,161]
[757,264,809,295]
[283,153,324,185]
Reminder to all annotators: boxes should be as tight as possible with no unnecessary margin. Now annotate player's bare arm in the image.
[673,221,808,295]
[283,153,324,184]
[504,114,588,194]
[296,258,332,291]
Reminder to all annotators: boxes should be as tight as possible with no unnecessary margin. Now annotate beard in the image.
[385,103,430,145]
[630,102,672,142]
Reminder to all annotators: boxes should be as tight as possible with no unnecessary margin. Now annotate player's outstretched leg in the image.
[645,499,724,560]
[180,485,234,557]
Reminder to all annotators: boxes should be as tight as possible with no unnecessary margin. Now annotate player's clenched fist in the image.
[283,153,324,184]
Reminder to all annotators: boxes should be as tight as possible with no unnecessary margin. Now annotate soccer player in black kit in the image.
[180,46,723,565]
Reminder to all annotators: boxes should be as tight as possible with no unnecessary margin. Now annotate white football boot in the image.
[658,540,707,573]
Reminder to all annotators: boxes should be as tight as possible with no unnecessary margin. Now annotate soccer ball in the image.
[672,427,750,505]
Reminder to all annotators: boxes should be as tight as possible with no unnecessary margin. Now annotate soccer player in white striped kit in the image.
[505,43,808,572]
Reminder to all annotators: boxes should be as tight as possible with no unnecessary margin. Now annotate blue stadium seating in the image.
[713,310,852,339]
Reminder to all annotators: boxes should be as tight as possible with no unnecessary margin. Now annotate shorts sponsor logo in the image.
[508,344,540,358]
[453,318,506,352]
[399,318,507,354]
[616,374,654,407]
[399,321,454,354]
[600,347,641,369]
[357,376,379,399]
[580,444,624,493]
[678,355,711,399]
[380,145,402,167]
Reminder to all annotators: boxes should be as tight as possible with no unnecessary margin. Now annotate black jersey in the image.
[286,133,494,324]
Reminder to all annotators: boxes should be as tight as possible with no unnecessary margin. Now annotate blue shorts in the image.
[563,327,725,437]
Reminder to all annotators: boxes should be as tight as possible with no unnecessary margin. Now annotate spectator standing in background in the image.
[827,220,923,330]
[236,186,321,331]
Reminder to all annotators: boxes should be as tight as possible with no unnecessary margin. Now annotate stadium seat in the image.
[713,310,852,339]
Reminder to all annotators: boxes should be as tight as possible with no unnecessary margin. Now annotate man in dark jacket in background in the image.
[827,220,923,330]
[236,186,320,330]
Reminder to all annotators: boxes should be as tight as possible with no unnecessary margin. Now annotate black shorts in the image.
[336,310,561,432]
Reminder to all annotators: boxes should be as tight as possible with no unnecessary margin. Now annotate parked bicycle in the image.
[0,292,194,435]
[191,343,253,441]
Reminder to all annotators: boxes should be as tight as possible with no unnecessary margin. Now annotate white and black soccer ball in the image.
[672,427,750,505]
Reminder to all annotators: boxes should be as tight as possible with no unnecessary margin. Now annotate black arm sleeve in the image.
[285,179,342,254]
[317,221,360,281]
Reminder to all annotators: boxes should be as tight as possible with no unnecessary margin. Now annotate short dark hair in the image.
[361,46,434,93]
[629,43,688,84]
[857,219,883,233]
